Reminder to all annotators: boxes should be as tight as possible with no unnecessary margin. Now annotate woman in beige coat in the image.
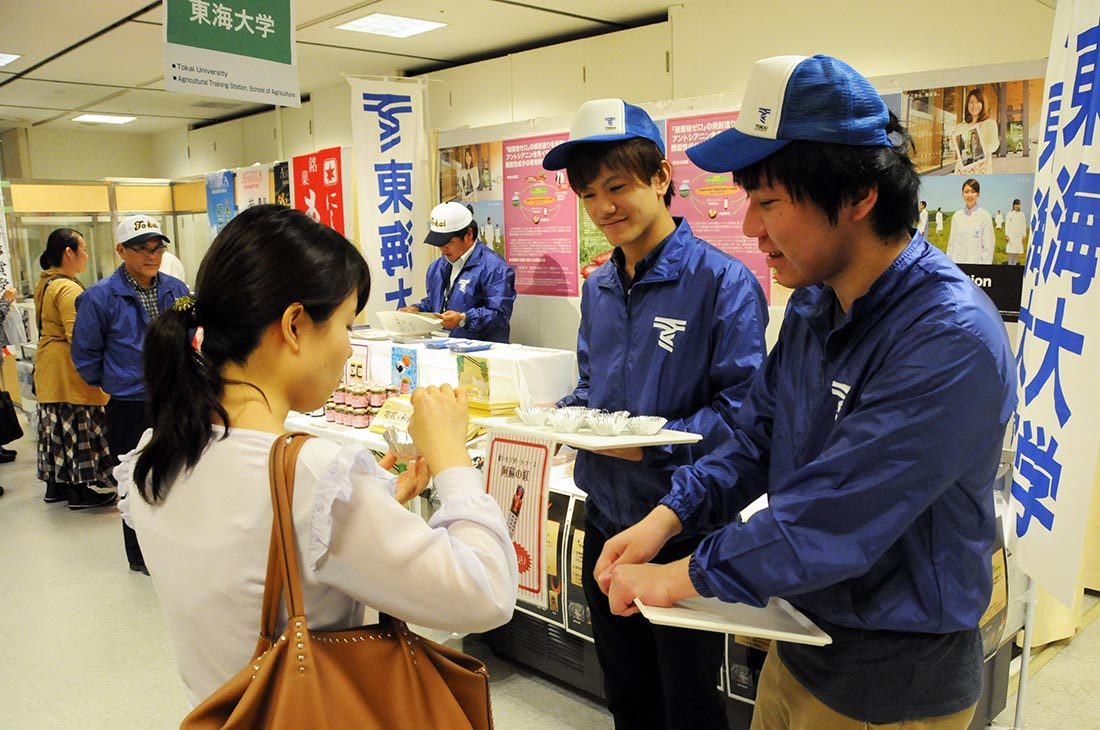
[34,228,112,508]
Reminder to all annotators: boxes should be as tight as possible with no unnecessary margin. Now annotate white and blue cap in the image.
[424,201,474,246]
[687,54,890,173]
[542,98,665,171]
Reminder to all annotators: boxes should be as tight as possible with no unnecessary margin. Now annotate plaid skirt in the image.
[36,402,114,486]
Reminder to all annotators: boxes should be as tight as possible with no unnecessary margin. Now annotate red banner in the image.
[291,147,345,234]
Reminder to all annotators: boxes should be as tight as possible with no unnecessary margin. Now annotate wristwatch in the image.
[459,312,467,328]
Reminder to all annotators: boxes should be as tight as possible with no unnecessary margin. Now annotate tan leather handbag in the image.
[182,433,493,729]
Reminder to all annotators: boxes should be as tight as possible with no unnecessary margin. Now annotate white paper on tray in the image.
[472,416,702,451]
[635,597,832,646]
[375,310,443,336]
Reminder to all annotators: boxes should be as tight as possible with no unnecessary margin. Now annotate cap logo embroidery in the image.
[133,220,155,231]
[604,116,617,129]
[755,107,772,132]
[431,217,447,228]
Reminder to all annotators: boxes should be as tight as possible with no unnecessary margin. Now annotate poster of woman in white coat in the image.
[946,178,996,264]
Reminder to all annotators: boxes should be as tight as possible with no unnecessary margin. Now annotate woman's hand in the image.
[2,287,16,302]
[408,384,472,474]
[379,453,431,504]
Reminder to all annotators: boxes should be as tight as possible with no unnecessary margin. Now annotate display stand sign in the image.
[205,170,237,241]
[291,147,345,234]
[234,165,270,210]
[163,0,300,107]
[485,432,552,606]
[502,133,580,297]
[390,347,418,393]
[1010,2,1100,607]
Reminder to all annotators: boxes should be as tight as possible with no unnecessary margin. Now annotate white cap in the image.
[425,202,474,246]
[115,214,170,248]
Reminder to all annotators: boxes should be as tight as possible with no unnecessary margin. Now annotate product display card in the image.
[390,347,419,393]
[485,432,552,605]
[513,491,571,628]
[635,596,831,646]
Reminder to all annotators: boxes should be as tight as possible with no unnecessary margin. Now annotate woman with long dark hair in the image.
[33,228,113,507]
[116,205,516,707]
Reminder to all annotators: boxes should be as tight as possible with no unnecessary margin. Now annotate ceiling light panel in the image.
[335,13,446,39]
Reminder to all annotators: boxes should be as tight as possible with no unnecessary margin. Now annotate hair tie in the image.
[886,130,905,147]
[191,326,205,355]
[172,295,197,314]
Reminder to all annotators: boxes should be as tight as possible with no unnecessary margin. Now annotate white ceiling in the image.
[0,1,687,135]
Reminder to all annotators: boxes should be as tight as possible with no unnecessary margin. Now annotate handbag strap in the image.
[35,274,74,333]
[259,432,313,641]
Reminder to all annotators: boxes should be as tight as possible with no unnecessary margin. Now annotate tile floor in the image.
[1,429,1096,729]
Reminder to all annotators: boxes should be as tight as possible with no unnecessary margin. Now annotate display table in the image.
[355,336,578,408]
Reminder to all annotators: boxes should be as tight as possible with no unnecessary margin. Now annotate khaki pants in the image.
[750,646,977,730]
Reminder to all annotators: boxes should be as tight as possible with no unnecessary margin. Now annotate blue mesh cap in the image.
[687,54,891,173]
[542,98,665,170]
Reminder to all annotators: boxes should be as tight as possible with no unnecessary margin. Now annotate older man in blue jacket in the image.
[597,56,1017,730]
[543,98,768,730]
[72,214,189,575]
[401,201,516,343]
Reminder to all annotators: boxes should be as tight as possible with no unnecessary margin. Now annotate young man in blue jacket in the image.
[595,56,1017,729]
[400,201,516,343]
[543,99,768,730]
[72,215,189,574]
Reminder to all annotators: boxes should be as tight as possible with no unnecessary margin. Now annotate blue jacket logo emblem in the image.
[653,316,687,353]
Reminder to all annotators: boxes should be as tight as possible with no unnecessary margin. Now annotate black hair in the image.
[133,205,371,503]
[40,228,82,269]
[962,178,980,193]
[732,112,919,239]
[964,89,989,124]
[1013,198,1021,206]
[565,137,674,207]
[920,200,927,207]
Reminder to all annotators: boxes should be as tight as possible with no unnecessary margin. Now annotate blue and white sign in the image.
[1011,0,1100,607]
[349,78,429,316]
[205,170,237,242]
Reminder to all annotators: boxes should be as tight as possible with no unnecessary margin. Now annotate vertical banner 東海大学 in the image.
[348,78,429,315]
[163,0,299,107]
[1011,0,1100,607]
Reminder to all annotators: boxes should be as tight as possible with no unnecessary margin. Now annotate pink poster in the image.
[667,112,771,302]
[503,133,579,297]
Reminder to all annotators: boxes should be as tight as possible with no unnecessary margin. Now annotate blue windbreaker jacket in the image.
[71,267,190,400]
[414,242,516,343]
[561,218,768,537]
[662,235,1017,634]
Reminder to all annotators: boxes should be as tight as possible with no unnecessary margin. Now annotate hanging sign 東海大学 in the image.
[163,0,300,107]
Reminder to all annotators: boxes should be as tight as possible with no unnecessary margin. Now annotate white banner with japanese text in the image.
[349,78,430,317]
[0,183,12,292]
[1011,0,1100,607]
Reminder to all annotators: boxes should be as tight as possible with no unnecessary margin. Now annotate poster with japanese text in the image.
[0,182,12,296]
[485,433,552,604]
[273,161,290,207]
[666,112,771,302]
[502,134,579,296]
[291,147,345,234]
[204,170,237,242]
[390,347,418,394]
[234,165,270,210]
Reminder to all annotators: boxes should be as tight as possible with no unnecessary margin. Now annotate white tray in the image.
[473,416,702,451]
[375,310,443,336]
[636,597,832,646]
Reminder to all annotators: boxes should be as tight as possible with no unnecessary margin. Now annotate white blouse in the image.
[117,426,518,707]
[946,206,996,264]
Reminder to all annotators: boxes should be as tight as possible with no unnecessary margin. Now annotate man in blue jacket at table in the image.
[401,201,516,343]
[543,98,768,730]
[72,214,189,575]
[595,56,1017,730]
